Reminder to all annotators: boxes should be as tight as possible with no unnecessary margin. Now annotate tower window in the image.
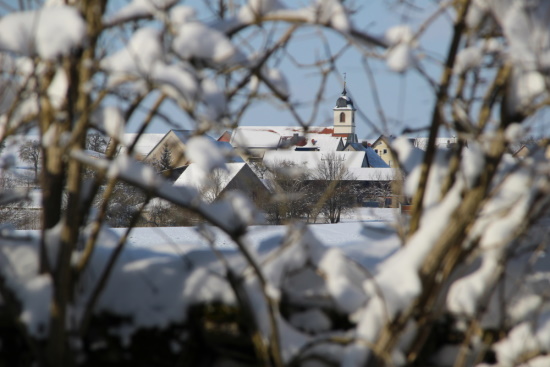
[339,112,345,123]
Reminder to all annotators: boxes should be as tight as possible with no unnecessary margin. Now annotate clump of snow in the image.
[237,0,285,23]
[0,237,52,338]
[108,154,159,189]
[504,123,526,143]
[47,68,68,109]
[386,44,416,73]
[173,21,241,64]
[0,6,86,60]
[507,70,546,116]
[466,0,490,30]
[454,46,483,74]
[224,191,265,225]
[517,356,550,367]
[185,136,227,184]
[446,251,498,316]
[289,308,331,333]
[169,5,196,28]
[460,140,485,189]
[19,274,53,338]
[199,78,227,121]
[310,0,350,32]
[101,28,163,85]
[493,315,550,366]
[479,1,550,117]
[96,106,126,143]
[318,248,366,314]
[391,136,423,174]
[104,0,178,26]
[497,1,550,71]
[151,63,198,102]
[385,25,417,73]
[385,25,415,45]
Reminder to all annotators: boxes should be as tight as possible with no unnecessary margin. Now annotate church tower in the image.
[333,82,356,138]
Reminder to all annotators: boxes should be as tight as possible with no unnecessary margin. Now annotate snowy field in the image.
[112,208,402,271]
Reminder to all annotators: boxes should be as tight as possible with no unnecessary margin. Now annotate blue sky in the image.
[131,1,452,141]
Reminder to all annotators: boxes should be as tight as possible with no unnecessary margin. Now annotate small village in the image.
[1,85,546,229]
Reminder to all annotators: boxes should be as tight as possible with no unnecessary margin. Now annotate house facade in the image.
[371,135,460,168]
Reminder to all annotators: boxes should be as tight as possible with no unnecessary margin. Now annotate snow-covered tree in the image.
[0,1,549,367]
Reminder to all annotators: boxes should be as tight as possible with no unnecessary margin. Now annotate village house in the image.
[370,135,459,167]
[174,162,270,204]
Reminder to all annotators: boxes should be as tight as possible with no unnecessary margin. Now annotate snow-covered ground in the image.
[114,209,401,270]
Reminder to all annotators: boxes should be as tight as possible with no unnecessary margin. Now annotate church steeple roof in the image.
[335,85,354,109]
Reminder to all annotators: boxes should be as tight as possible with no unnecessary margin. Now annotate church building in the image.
[228,84,371,162]
[332,85,357,139]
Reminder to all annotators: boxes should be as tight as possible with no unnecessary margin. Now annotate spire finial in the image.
[342,72,347,96]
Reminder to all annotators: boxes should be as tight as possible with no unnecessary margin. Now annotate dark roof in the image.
[345,142,389,168]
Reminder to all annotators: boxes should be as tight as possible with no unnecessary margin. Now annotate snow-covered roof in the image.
[410,137,458,151]
[230,126,344,151]
[334,87,355,109]
[290,133,343,151]
[263,150,366,170]
[231,127,282,148]
[215,141,244,163]
[174,162,247,190]
[120,133,165,157]
[346,143,389,168]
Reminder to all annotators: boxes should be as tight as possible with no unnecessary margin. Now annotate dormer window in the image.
[339,112,345,123]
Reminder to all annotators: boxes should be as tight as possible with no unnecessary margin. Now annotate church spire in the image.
[342,72,347,96]
[333,73,356,137]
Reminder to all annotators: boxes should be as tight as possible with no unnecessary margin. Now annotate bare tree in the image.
[310,153,358,223]
[86,132,107,153]
[263,160,312,224]
[18,140,40,180]
[200,168,226,203]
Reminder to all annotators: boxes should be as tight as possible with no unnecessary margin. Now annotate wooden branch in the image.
[408,0,472,236]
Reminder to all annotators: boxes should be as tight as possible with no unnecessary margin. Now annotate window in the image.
[383,149,388,154]
[374,149,378,154]
[339,112,345,123]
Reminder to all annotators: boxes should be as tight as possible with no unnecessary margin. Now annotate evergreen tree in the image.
[154,143,173,172]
